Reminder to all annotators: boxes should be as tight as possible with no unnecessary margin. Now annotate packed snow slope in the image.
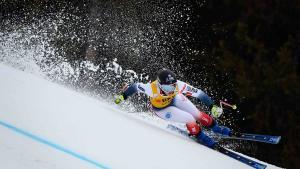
[0,63,281,169]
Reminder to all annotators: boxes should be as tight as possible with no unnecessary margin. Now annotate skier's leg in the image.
[199,111,232,136]
[154,106,216,147]
[172,94,201,120]
[172,94,232,136]
[185,121,216,147]
[153,106,196,123]
[172,94,214,126]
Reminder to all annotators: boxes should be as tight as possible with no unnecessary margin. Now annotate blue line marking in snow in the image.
[0,120,110,169]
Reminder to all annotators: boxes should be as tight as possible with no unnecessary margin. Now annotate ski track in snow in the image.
[0,63,282,169]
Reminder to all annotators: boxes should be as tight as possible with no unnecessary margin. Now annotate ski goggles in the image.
[158,83,177,94]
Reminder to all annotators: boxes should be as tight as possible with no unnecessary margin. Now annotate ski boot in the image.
[211,120,242,137]
[196,131,217,148]
[211,121,231,136]
[186,121,217,148]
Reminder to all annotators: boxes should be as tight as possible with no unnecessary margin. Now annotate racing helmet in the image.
[157,69,177,94]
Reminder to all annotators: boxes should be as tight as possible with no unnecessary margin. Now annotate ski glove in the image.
[115,94,125,104]
[211,105,223,118]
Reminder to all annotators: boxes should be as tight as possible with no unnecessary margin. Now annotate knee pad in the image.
[186,121,201,135]
[198,112,213,127]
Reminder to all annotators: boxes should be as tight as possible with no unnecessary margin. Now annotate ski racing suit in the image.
[121,80,231,147]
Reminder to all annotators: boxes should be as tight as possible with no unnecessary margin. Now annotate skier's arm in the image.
[177,80,223,118]
[195,89,215,108]
[115,83,151,104]
[177,80,214,107]
[122,83,149,99]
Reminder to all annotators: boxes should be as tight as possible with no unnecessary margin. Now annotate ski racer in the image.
[114,68,234,148]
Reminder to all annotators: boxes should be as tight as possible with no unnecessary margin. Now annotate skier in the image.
[114,68,234,148]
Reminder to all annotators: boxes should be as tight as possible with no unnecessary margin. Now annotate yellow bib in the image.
[150,80,178,108]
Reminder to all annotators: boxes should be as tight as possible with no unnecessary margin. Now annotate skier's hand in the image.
[114,94,125,104]
[211,105,223,118]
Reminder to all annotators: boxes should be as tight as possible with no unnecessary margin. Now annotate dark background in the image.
[1,0,299,168]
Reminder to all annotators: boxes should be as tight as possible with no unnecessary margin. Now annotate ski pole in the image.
[219,100,237,110]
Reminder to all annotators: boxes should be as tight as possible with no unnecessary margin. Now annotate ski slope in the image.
[0,63,282,169]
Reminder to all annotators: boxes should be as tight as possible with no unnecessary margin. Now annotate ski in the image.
[215,146,266,169]
[167,124,281,144]
[222,133,281,144]
[167,124,191,138]
[167,124,267,169]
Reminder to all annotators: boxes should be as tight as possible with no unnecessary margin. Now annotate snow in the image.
[0,63,282,169]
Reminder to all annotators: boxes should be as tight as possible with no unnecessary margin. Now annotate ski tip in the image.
[269,136,281,144]
[275,136,281,144]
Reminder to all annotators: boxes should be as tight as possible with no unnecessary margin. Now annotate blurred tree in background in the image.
[1,0,299,168]
[207,1,300,168]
